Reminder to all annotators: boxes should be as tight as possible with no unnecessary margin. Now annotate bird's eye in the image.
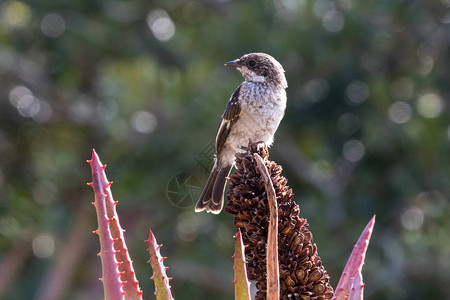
[248,60,257,67]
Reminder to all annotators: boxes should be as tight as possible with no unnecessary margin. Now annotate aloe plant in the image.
[87,147,375,299]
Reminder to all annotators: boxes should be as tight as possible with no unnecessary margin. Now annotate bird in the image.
[195,52,288,214]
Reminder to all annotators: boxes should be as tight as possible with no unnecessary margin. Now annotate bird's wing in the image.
[216,84,242,153]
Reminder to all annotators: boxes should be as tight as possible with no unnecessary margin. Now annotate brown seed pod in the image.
[225,142,334,299]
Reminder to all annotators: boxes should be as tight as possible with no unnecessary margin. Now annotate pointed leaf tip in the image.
[333,216,375,300]
[90,149,101,166]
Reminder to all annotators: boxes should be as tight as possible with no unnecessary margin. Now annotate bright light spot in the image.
[388,101,412,124]
[322,11,344,33]
[9,85,32,107]
[337,113,360,135]
[417,93,444,118]
[147,9,175,42]
[313,0,335,18]
[301,78,329,103]
[342,139,365,162]
[346,81,369,105]
[41,13,66,38]
[16,94,41,118]
[33,101,53,123]
[1,1,32,29]
[33,234,55,258]
[401,207,424,230]
[130,111,157,134]
[9,86,50,120]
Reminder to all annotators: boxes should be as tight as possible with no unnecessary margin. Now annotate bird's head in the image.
[225,53,287,89]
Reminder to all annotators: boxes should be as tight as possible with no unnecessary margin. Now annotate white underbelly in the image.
[225,105,283,154]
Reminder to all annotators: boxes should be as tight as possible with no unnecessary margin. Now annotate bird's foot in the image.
[255,140,267,151]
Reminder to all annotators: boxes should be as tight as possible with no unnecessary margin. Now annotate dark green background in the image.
[1,0,449,299]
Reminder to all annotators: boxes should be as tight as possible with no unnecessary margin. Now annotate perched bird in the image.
[195,53,288,214]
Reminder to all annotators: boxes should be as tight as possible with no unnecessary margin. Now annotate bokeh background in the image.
[1,0,450,299]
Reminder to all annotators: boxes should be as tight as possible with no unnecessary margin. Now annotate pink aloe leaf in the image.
[332,215,375,300]
[88,150,124,300]
[146,230,173,300]
[109,217,143,300]
[88,150,142,300]
[233,229,251,300]
[348,269,364,300]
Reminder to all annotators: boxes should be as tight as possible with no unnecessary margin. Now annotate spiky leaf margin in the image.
[146,230,173,300]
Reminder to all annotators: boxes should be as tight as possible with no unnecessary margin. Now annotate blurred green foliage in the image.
[1,0,450,299]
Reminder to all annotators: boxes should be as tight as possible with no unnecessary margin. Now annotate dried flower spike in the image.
[226,142,334,299]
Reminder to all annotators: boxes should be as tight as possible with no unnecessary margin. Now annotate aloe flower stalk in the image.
[226,142,334,299]
[332,215,375,300]
[88,150,143,300]
[233,229,251,300]
[146,230,173,300]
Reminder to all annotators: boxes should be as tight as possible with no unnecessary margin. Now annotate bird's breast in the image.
[227,83,286,148]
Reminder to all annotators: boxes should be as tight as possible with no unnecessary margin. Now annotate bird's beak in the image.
[224,60,240,67]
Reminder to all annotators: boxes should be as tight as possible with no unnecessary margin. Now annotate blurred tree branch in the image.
[35,204,94,300]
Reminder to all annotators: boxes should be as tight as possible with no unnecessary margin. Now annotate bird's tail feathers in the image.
[195,162,232,214]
